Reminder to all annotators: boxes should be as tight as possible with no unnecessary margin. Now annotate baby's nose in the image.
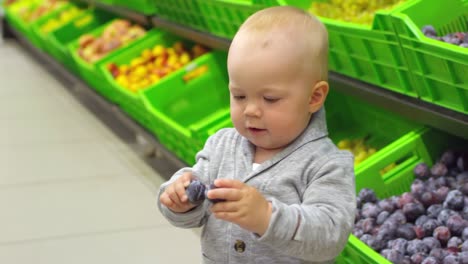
[243,102,261,117]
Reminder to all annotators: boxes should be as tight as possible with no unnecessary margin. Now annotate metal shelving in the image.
[4,21,187,179]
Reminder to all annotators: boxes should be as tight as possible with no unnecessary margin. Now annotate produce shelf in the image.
[3,19,188,178]
[70,0,151,26]
[149,17,468,141]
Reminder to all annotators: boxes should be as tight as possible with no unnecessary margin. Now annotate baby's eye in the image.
[264,97,279,103]
[233,95,245,100]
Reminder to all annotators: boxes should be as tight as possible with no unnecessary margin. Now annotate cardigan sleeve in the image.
[254,153,356,262]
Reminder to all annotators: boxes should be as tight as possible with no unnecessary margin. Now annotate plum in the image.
[462,240,468,252]
[421,256,439,264]
[353,228,364,238]
[459,252,468,264]
[367,236,386,251]
[411,252,428,264]
[435,186,450,203]
[416,215,430,226]
[360,234,372,245]
[447,215,466,236]
[462,227,468,241]
[398,192,415,209]
[423,219,441,237]
[431,162,448,177]
[362,203,381,219]
[185,180,206,205]
[447,237,462,253]
[441,150,457,168]
[377,211,390,225]
[422,25,437,36]
[444,190,464,211]
[361,218,375,234]
[433,226,451,246]
[377,225,396,242]
[403,202,425,222]
[358,188,377,204]
[429,247,447,261]
[407,239,430,255]
[388,210,407,225]
[438,209,457,225]
[415,163,431,180]
[384,249,406,263]
[420,191,439,208]
[422,237,441,249]
[378,198,396,213]
[427,204,443,218]
[443,254,460,264]
[412,179,426,197]
[397,223,417,240]
[390,238,409,254]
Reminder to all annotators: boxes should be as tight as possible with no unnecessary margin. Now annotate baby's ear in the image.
[308,81,329,113]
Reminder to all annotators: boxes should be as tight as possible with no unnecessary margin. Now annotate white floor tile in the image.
[0,93,79,120]
[0,175,167,243]
[0,226,201,264]
[1,118,105,145]
[0,142,141,186]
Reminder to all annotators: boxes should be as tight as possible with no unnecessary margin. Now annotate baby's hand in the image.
[160,172,197,213]
[207,179,272,236]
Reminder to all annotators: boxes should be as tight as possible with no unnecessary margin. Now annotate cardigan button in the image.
[234,240,246,253]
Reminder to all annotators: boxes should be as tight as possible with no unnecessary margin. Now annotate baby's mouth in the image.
[248,127,266,133]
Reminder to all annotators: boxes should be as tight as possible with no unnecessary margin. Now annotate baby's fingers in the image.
[160,192,175,208]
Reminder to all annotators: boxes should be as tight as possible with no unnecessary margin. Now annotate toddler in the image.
[158,6,356,264]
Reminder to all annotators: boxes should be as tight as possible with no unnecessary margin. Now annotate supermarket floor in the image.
[0,39,202,263]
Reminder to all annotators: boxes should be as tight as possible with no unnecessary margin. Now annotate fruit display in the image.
[106,42,208,93]
[39,6,84,34]
[309,0,406,25]
[337,137,377,165]
[17,0,66,23]
[337,137,397,174]
[76,19,146,63]
[421,25,468,48]
[354,150,468,263]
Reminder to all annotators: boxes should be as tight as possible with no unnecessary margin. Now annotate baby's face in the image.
[228,31,317,152]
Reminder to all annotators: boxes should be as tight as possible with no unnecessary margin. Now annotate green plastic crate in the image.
[203,109,233,140]
[325,89,425,175]
[30,3,86,55]
[155,0,208,33]
[390,0,468,114]
[4,0,38,41]
[47,9,115,73]
[99,31,182,128]
[140,51,230,165]
[198,0,311,39]
[9,0,69,50]
[68,20,151,103]
[198,0,266,39]
[112,0,157,15]
[336,128,468,264]
[299,0,416,97]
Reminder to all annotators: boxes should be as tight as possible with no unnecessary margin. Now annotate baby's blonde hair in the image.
[236,6,329,81]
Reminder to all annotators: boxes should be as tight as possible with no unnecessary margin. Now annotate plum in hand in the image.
[185,180,225,205]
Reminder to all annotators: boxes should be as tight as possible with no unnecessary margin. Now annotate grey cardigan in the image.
[157,108,356,264]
